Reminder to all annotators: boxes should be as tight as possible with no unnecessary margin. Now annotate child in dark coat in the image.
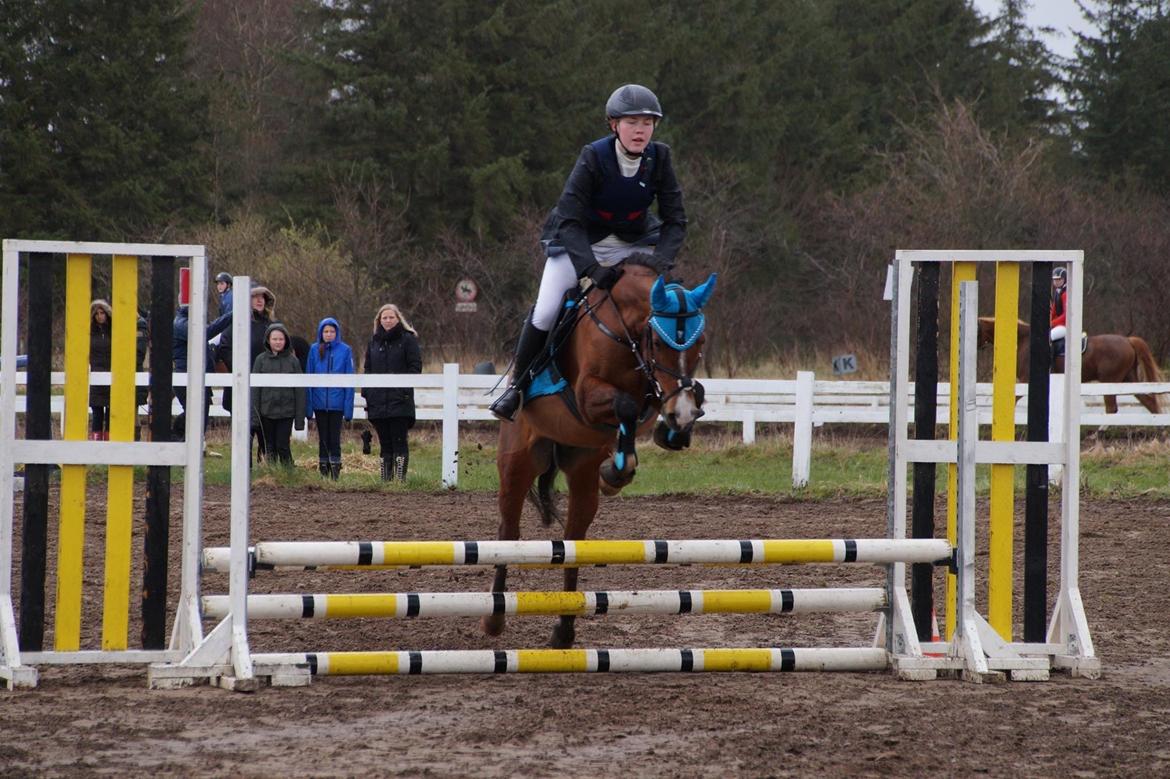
[251,323,306,466]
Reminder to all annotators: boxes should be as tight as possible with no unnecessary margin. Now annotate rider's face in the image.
[611,116,656,154]
[1053,276,1065,290]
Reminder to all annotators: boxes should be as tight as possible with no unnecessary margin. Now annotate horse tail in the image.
[1128,337,1164,413]
[525,459,561,528]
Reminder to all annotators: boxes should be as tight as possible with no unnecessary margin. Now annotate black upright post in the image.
[141,257,175,649]
[1024,261,1052,642]
[19,254,54,651]
[910,262,940,641]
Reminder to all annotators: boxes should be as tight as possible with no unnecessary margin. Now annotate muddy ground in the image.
[2,486,1168,777]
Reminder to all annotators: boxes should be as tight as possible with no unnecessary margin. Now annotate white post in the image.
[792,371,814,488]
[954,281,990,679]
[741,409,756,445]
[0,243,35,688]
[227,276,254,683]
[1048,373,1065,485]
[441,363,459,488]
[171,251,208,654]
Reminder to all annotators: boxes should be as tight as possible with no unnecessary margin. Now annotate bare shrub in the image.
[794,98,1170,367]
[188,213,378,349]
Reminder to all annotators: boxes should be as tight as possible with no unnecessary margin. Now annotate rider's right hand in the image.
[586,263,623,290]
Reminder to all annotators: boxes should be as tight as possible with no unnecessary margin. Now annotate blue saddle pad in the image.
[524,365,567,401]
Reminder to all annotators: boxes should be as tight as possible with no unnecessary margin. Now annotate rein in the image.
[580,286,699,409]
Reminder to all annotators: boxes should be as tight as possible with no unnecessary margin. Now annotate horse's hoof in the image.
[654,421,691,450]
[549,626,575,649]
[481,615,506,637]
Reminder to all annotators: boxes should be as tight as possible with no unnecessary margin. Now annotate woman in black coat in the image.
[362,304,422,481]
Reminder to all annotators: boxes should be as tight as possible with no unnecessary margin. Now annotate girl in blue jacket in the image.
[306,316,355,479]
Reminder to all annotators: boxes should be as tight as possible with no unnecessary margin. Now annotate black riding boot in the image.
[318,459,329,478]
[380,457,393,482]
[329,461,341,481]
[489,316,548,422]
[394,454,408,482]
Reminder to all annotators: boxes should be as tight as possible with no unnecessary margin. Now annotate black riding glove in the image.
[585,263,623,290]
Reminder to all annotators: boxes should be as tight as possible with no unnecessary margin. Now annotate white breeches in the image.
[531,242,649,331]
[1050,325,1066,342]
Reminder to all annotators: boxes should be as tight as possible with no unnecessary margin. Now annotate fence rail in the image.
[11,367,1169,488]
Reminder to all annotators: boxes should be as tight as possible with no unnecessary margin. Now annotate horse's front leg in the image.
[580,377,640,496]
[550,450,605,649]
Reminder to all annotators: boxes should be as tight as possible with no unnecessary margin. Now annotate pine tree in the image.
[0,0,210,240]
[1069,0,1170,188]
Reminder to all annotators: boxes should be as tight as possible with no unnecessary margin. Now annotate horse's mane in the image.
[621,252,660,272]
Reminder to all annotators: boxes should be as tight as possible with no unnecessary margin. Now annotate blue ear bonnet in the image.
[648,274,717,351]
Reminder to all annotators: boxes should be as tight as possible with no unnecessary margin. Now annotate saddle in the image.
[522,285,656,432]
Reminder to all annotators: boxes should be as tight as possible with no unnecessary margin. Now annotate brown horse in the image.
[483,256,716,648]
[976,317,1165,413]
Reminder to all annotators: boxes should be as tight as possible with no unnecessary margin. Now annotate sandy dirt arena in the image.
[3,485,1169,777]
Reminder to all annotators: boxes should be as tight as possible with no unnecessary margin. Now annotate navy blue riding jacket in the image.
[540,135,687,276]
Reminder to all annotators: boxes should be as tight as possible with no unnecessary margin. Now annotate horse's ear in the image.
[690,273,718,309]
[650,275,670,311]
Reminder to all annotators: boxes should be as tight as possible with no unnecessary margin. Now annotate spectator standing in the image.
[307,317,355,480]
[172,299,232,439]
[362,304,422,482]
[216,286,274,417]
[251,323,306,466]
[89,300,113,440]
[215,272,233,317]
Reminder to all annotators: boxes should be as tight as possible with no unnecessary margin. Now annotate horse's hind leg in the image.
[549,450,605,649]
[482,434,544,638]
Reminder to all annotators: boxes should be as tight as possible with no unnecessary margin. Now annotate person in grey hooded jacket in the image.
[251,322,306,466]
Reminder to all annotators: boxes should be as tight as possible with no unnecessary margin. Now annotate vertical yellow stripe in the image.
[102,256,138,650]
[700,590,773,613]
[516,649,588,672]
[513,591,588,615]
[760,539,836,563]
[379,541,456,566]
[703,648,774,671]
[988,262,1020,640]
[946,262,977,641]
[325,652,400,675]
[324,594,398,618]
[572,540,647,564]
[55,254,92,651]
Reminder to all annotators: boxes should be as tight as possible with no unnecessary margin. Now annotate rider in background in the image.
[1050,266,1068,359]
[489,84,688,421]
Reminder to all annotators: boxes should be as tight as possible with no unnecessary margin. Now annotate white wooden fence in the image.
[12,367,1170,488]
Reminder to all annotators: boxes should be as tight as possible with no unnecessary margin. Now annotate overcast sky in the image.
[971,0,1094,61]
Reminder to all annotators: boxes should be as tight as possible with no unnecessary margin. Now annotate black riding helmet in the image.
[215,272,232,285]
[1052,267,1067,285]
[605,84,663,120]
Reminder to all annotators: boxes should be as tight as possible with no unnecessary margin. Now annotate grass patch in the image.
[190,428,1170,500]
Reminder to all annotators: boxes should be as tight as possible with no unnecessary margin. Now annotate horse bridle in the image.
[580,286,704,409]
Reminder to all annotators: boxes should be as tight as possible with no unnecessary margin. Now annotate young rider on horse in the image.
[489,84,688,422]
[1050,266,1068,359]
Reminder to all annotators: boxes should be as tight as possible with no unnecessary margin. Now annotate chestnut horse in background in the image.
[977,317,1165,413]
[485,256,717,648]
